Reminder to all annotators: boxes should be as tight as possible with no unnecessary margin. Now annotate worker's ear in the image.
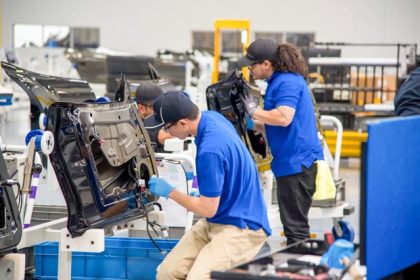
[262,60,273,68]
[177,119,188,127]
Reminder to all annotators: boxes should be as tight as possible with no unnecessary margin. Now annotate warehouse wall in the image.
[2,0,420,57]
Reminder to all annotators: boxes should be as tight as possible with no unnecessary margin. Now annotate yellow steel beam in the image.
[212,19,250,83]
[325,130,368,158]
[214,19,251,30]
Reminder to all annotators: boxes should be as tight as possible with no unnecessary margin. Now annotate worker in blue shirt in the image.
[237,39,324,245]
[135,83,173,152]
[394,67,420,116]
[148,90,271,280]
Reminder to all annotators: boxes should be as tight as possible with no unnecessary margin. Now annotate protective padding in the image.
[365,116,420,279]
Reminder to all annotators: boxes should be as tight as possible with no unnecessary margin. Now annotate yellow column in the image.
[212,25,221,84]
[211,19,251,83]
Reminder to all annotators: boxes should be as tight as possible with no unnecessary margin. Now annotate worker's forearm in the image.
[168,190,215,218]
[253,108,290,126]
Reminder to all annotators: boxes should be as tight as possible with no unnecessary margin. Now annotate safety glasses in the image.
[163,121,178,133]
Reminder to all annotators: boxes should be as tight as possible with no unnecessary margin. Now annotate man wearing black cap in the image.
[148,90,271,280]
[136,83,172,152]
[237,39,324,246]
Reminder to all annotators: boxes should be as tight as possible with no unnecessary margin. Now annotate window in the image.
[13,24,100,49]
[255,32,315,48]
[192,31,243,54]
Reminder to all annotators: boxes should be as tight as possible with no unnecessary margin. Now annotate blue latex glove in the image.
[245,115,254,130]
[320,239,354,269]
[189,188,200,197]
[148,175,175,198]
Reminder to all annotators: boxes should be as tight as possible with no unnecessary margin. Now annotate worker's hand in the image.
[240,92,258,117]
[148,175,175,199]
[245,115,254,130]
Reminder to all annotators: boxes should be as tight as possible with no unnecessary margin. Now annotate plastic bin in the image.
[34,237,178,280]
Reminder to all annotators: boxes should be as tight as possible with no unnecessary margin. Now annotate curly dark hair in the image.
[271,43,308,77]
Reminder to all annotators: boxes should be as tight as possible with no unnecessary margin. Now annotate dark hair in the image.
[185,104,199,120]
[271,43,308,77]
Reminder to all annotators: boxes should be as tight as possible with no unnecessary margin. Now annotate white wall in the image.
[2,0,420,57]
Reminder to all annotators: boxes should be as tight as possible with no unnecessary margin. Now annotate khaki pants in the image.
[156,219,267,280]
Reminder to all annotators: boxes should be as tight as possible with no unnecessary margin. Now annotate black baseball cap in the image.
[136,83,163,104]
[237,39,278,68]
[153,90,195,124]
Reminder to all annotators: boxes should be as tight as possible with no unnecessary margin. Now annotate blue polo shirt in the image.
[264,72,323,177]
[394,67,420,116]
[195,111,271,236]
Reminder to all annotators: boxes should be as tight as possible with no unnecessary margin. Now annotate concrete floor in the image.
[1,101,362,247]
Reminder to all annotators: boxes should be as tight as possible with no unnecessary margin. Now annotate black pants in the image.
[276,162,317,245]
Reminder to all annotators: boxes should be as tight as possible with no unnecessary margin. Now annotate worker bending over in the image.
[148,91,271,280]
[394,66,420,116]
[136,83,172,152]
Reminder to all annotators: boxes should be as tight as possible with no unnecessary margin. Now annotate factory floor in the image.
[1,100,362,254]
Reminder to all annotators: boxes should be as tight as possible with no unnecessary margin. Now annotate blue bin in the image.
[34,237,178,280]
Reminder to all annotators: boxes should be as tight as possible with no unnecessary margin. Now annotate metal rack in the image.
[307,42,417,129]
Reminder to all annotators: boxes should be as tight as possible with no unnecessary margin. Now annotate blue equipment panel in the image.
[365,116,420,279]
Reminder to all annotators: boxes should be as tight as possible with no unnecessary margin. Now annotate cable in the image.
[148,219,171,248]
[128,158,173,253]
[148,221,160,236]
[3,180,24,214]
[145,209,166,254]
[18,190,23,213]
[137,190,166,253]
[161,159,189,194]
[13,182,21,200]
[152,202,162,211]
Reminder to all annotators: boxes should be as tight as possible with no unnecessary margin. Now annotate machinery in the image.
[155,49,213,111]
[0,61,174,279]
[1,61,96,130]
[206,70,272,172]
[306,42,418,157]
[0,152,23,255]
[0,49,355,279]
[0,129,54,279]
[0,152,24,280]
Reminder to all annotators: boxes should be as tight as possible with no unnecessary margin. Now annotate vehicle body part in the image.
[1,61,96,129]
[206,71,272,171]
[46,98,159,236]
[3,61,160,237]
